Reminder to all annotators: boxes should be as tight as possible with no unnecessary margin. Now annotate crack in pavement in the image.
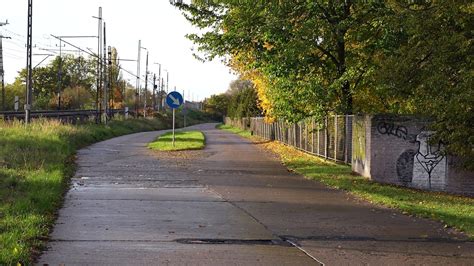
[203,186,326,265]
[38,124,473,265]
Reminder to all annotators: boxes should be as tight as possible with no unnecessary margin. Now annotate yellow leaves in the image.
[263,41,275,51]
[228,51,276,121]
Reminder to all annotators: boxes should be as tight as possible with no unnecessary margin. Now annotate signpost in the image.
[166,91,183,146]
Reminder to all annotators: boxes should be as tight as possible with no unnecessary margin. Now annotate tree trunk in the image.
[336,33,352,115]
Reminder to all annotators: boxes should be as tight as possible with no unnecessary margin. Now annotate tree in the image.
[226,79,253,95]
[203,93,230,121]
[7,48,130,111]
[108,47,125,109]
[3,79,25,111]
[226,78,261,119]
[176,1,474,169]
[15,55,97,110]
[370,1,474,169]
[174,1,394,121]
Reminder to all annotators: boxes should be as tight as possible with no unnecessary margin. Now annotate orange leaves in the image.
[263,41,275,51]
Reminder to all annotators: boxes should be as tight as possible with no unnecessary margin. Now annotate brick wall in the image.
[352,115,474,196]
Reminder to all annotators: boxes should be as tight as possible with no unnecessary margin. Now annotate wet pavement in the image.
[39,123,474,265]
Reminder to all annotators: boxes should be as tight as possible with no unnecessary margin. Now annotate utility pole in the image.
[93,7,103,123]
[56,38,64,110]
[153,63,162,111]
[107,46,112,120]
[166,71,169,93]
[109,51,114,111]
[158,64,161,111]
[143,50,148,118]
[0,20,10,111]
[161,77,164,111]
[120,80,127,107]
[25,0,33,123]
[152,73,156,111]
[135,40,141,118]
[103,22,108,124]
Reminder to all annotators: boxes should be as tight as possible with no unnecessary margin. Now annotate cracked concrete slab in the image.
[38,123,473,265]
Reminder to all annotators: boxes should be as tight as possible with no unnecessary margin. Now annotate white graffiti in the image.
[412,131,447,189]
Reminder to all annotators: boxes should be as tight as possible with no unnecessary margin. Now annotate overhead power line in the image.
[50,34,144,82]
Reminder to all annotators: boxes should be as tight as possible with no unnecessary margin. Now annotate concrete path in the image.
[39,123,473,265]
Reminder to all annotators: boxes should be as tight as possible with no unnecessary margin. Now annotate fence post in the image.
[266,122,269,139]
[304,119,309,151]
[267,122,269,139]
[324,117,328,159]
[317,121,320,156]
[334,115,338,162]
[299,122,302,149]
[344,115,348,164]
[277,121,280,141]
[271,122,275,140]
[311,118,315,154]
[264,122,266,139]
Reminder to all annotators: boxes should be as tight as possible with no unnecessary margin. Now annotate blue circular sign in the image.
[166,91,184,109]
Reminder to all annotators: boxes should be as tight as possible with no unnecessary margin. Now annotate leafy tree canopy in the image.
[174,0,474,169]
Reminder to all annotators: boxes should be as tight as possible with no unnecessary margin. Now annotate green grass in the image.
[148,131,205,151]
[216,124,252,138]
[219,124,474,239]
[0,117,179,264]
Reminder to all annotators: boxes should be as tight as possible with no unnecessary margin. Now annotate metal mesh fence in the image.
[225,115,353,164]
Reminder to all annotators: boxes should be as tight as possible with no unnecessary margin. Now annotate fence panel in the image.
[225,115,353,164]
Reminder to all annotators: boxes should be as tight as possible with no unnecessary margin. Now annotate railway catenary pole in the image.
[135,40,141,118]
[0,35,11,111]
[161,77,164,111]
[103,22,108,124]
[56,38,64,110]
[25,0,33,124]
[93,7,103,123]
[166,70,169,93]
[0,20,10,111]
[153,62,162,111]
[152,73,156,111]
[158,64,161,111]
[109,48,114,112]
[143,50,149,118]
[107,46,112,120]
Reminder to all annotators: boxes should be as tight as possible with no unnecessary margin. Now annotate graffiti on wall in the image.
[353,119,366,169]
[396,149,416,185]
[412,131,447,189]
[377,121,416,142]
[396,131,447,189]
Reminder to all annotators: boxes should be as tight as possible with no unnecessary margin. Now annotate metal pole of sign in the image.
[172,108,176,147]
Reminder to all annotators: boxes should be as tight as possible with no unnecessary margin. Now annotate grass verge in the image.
[216,124,252,138]
[148,131,205,151]
[218,124,474,239]
[0,117,181,264]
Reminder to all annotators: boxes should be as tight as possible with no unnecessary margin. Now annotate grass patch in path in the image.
[216,124,251,138]
[148,131,205,151]
[0,118,174,264]
[218,124,474,239]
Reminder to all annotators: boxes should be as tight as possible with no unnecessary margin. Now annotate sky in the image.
[0,0,237,101]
